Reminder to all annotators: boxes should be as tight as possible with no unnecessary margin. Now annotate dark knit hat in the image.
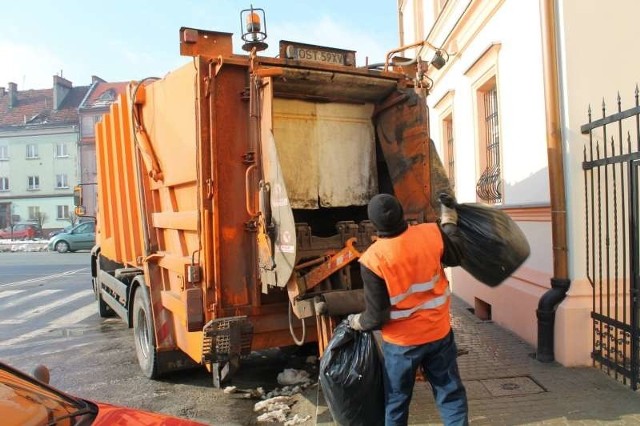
[367,194,408,238]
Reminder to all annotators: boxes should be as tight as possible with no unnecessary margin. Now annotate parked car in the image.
[48,225,73,238]
[0,223,41,240]
[0,361,207,426]
[48,221,96,253]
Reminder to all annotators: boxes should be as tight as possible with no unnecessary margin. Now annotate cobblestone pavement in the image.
[317,297,640,425]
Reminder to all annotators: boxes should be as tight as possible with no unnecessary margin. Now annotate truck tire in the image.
[92,276,113,318]
[98,293,111,317]
[133,286,160,379]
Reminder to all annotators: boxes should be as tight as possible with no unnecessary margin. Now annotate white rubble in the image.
[256,408,289,423]
[284,414,312,426]
[223,386,237,394]
[277,368,311,386]
[254,395,292,412]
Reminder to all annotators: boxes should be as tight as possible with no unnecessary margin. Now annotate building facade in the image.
[0,77,89,234]
[77,77,128,217]
[400,0,640,374]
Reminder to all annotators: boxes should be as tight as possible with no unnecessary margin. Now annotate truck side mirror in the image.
[73,185,83,207]
[73,185,86,216]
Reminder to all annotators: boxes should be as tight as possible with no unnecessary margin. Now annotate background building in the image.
[400,0,640,385]
[0,76,88,234]
[78,77,128,218]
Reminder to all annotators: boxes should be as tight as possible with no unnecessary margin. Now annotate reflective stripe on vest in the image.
[389,274,440,305]
[389,287,451,320]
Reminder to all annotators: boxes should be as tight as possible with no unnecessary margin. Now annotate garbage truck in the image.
[76,6,452,386]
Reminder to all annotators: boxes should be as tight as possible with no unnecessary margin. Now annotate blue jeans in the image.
[382,331,468,426]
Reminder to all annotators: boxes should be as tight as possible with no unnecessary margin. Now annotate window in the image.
[434,90,455,192]
[464,43,502,204]
[74,222,95,233]
[56,174,69,189]
[26,144,38,159]
[476,80,502,204]
[28,206,40,220]
[0,146,7,160]
[0,177,8,191]
[28,176,40,190]
[443,114,455,190]
[55,143,68,158]
[57,205,70,219]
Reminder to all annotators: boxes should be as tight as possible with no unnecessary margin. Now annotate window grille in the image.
[0,177,8,191]
[476,85,502,203]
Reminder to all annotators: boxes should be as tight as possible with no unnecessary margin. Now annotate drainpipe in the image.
[536,0,571,363]
[397,0,405,47]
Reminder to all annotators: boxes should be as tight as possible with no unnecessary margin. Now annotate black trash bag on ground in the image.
[319,321,384,426]
[455,202,530,287]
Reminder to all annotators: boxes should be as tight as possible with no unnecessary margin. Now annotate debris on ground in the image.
[277,368,311,386]
[257,408,289,423]
[254,395,292,412]
[284,413,312,425]
[251,368,317,424]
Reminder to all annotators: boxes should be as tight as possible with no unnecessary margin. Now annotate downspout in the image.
[397,0,405,47]
[536,0,571,363]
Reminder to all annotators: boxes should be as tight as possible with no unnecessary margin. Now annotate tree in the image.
[33,211,48,231]
[67,212,80,226]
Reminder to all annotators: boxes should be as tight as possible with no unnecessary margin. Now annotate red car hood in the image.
[93,401,208,426]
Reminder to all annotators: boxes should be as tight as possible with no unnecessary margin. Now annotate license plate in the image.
[291,47,345,65]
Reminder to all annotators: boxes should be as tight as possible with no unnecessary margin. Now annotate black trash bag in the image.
[455,202,530,287]
[319,321,385,426]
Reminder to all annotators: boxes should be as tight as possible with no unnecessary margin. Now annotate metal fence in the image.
[581,86,640,390]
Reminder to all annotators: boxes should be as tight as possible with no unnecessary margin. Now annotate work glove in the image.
[347,313,363,331]
[438,192,458,225]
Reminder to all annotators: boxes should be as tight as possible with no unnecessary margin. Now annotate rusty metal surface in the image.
[210,64,254,309]
[300,238,361,291]
[375,89,452,223]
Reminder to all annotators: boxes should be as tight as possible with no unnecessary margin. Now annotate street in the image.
[0,251,319,425]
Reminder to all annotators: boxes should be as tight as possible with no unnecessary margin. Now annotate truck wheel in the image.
[98,292,113,318]
[55,241,70,253]
[133,287,160,379]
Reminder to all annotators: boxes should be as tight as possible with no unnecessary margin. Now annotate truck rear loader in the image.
[77,7,452,386]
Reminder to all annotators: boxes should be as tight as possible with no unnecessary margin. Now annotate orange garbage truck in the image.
[77,8,452,386]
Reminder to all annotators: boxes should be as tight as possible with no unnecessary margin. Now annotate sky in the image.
[1,0,400,91]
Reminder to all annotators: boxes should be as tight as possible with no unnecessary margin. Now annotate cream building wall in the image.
[401,0,640,366]
[0,127,78,230]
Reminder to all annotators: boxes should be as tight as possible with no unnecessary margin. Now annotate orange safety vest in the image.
[359,223,451,346]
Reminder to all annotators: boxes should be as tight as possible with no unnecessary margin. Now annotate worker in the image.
[348,192,468,426]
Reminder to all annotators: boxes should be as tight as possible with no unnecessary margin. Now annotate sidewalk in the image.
[316,296,640,425]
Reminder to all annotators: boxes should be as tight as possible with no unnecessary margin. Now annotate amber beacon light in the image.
[241,5,268,52]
